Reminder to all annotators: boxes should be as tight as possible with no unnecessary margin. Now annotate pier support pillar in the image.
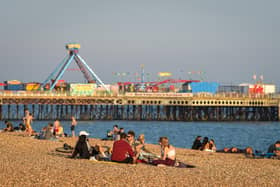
[0,105,2,120]
[278,104,280,121]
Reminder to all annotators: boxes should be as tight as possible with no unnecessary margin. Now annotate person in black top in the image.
[3,120,14,132]
[71,131,91,159]
[191,136,202,150]
[267,141,280,154]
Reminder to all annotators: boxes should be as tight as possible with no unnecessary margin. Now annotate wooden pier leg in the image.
[37,104,41,120]
[75,105,78,120]
[0,105,2,120]
[157,105,160,120]
[60,105,63,120]
[7,104,11,120]
[276,103,280,121]
[32,104,35,117]
[16,104,19,120]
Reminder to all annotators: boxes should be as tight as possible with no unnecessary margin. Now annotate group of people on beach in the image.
[191,135,280,158]
[191,136,217,152]
[2,113,280,164]
[70,125,180,167]
[1,109,78,141]
[1,109,33,135]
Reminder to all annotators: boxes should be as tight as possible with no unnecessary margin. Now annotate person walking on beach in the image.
[23,110,33,136]
[71,116,77,137]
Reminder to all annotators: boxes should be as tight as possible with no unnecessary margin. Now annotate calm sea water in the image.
[1,120,279,152]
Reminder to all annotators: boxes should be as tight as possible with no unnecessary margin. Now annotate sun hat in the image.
[79,131,89,136]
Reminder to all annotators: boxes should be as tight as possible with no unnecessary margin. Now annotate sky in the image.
[0,0,279,88]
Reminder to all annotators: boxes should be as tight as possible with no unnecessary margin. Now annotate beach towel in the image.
[175,161,195,168]
[246,152,276,159]
[55,143,74,153]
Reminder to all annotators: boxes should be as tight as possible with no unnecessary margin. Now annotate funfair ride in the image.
[42,43,108,92]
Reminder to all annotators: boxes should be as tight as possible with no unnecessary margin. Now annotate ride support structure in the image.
[42,43,108,91]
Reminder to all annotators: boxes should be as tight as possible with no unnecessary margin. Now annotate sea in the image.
[1,120,279,152]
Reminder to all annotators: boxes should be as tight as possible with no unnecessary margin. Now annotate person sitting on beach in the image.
[44,123,56,140]
[267,141,280,156]
[111,133,136,164]
[18,123,26,131]
[127,130,137,152]
[152,137,176,167]
[53,120,64,137]
[135,134,158,163]
[37,123,56,140]
[102,130,114,141]
[111,125,120,141]
[3,120,14,132]
[71,131,91,159]
[200,137,209,151]
[119,128,124,134]
[208,139,217,152]
[191,136,202,150]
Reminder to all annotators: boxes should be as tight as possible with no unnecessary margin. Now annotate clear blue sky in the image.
[0,0,279,88]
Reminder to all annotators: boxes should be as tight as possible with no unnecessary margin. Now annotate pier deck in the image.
[0,92,278,121]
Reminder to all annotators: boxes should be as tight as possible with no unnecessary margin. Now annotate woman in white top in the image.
[152,137,176,166]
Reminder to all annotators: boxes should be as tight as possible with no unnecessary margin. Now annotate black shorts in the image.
[112,157,133,164]
[70,125,75,131]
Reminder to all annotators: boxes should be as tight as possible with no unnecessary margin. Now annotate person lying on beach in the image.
[111,132,136,164]
[152,137,176,167]
[216,147,253,155]
[71,131,91,159]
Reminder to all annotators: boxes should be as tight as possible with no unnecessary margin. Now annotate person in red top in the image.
[111,133,136,164]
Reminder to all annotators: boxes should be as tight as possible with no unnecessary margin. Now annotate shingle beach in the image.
[0,132,280,186]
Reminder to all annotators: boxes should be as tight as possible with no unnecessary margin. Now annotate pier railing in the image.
[0,90,277,99]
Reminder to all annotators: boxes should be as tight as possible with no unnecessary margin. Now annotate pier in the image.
[1,43,278,121]
[0,92,278,121]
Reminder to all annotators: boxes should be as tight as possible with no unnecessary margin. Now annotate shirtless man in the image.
[23,110,33,136]
[71,116,77,137]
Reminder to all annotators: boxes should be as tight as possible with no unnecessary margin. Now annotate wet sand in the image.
[0,132,279,186]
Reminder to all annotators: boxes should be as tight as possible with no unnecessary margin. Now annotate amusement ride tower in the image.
[42,43,108,91]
